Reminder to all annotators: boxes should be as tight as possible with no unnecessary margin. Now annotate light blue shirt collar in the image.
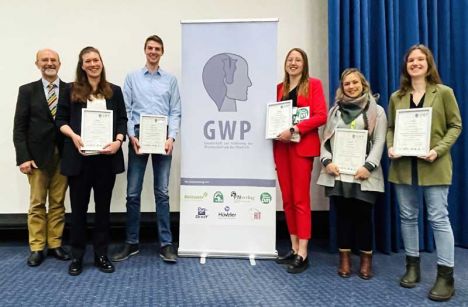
[41,77,60,89]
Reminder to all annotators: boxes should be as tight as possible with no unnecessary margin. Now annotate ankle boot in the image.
[400,256,420,288]
[338,250,351,278]
[358,252,373,280]
[428,265,455,301]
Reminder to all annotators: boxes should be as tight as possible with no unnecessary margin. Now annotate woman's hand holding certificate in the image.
[265,100,292,139]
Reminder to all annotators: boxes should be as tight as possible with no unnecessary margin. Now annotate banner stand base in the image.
[179,249,278,260]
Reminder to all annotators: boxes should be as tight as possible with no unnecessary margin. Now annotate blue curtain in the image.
[328,0,468,253]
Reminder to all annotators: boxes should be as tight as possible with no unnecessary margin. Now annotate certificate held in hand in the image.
[393,108,432,156]
[332,128,368,175]
[265,100,292,139]
[139,114,168,154]
[80,109,113,152]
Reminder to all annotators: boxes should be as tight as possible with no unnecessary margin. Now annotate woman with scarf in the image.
[317,68,387,279]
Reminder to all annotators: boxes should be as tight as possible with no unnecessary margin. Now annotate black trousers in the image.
[332,196,373,252]
[68,155,116,258]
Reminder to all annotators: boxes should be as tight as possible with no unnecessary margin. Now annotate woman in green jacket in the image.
[387,44,462,302]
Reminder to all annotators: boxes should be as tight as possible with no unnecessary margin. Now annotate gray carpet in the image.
[0,242,467,306]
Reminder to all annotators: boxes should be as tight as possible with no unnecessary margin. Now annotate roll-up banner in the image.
[179,19,278,258]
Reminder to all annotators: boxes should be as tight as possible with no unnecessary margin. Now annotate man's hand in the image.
[165,138,174,155]
[19,160,37,174]
[130,136,141,155]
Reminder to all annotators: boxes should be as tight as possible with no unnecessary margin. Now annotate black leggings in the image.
[333,196,374,252]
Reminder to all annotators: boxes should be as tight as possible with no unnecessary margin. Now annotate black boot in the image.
[428,265,455,301]
[400,256,420,288]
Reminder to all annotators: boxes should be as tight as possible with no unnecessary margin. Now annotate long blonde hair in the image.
[335,68,372,101]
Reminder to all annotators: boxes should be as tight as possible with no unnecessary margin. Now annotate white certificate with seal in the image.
[80,109,113,152]
[393,108,432,156]
[139,114,168,154]
[332,128,368,175]
[265,100,292,139]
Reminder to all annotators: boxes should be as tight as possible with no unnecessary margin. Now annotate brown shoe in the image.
[338,250,351,278]
[359,251,373,280]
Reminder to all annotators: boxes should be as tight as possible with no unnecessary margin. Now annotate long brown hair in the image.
[281,48,309,99]
[398,44,442,97]
[335,68,372,101]
[71,46,113,103]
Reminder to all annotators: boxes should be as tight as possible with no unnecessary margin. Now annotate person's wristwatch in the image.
[289,127,295,134]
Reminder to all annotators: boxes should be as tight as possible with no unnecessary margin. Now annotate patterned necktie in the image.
[47,83,58,118]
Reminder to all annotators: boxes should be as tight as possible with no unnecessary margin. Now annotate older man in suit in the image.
[13,49,70,266]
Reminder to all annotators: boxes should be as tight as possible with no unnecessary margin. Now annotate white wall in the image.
[0,0,329,213]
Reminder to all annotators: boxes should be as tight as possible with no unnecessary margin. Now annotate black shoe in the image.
[287,255,309,274]
[428,265,455,302]
[47,247,71,261]
[68,258,83,276]
[400,256,421,288]
[94,255,115,273]
[160,245,177,263]
[276,249,296,265]
[111,243,139,262]
[27,251,44,267]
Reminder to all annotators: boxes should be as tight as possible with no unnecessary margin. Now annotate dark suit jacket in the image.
[55,83,127,176]
[13,79,67,168]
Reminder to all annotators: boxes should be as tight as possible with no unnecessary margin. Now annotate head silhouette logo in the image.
[202,53,252,112]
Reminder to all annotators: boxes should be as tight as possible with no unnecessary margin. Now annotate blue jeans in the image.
[125,140,173,247]
[395,183,454,267]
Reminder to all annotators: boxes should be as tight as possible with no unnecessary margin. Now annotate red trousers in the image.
[274,142,313,240]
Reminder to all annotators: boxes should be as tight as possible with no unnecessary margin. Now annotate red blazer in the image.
[274,78,327,157]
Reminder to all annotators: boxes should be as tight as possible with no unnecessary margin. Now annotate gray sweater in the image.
[317,105,387,192]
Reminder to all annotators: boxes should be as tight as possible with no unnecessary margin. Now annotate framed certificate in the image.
[80,109,113,151]
[332,128,368,175]
[393,108,432,156]
[139,114,168,154]
[265,100,292,139]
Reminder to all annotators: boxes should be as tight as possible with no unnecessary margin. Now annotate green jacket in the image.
[386,84,462,186]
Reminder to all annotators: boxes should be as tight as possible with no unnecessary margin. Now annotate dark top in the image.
[13,79,67,168]
[55,83,128,176]
[410,94,425,184]
[325,181,377,204]
[286,86,298,107]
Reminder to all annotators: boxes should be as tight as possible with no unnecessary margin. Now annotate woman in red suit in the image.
[274,48,327,273]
